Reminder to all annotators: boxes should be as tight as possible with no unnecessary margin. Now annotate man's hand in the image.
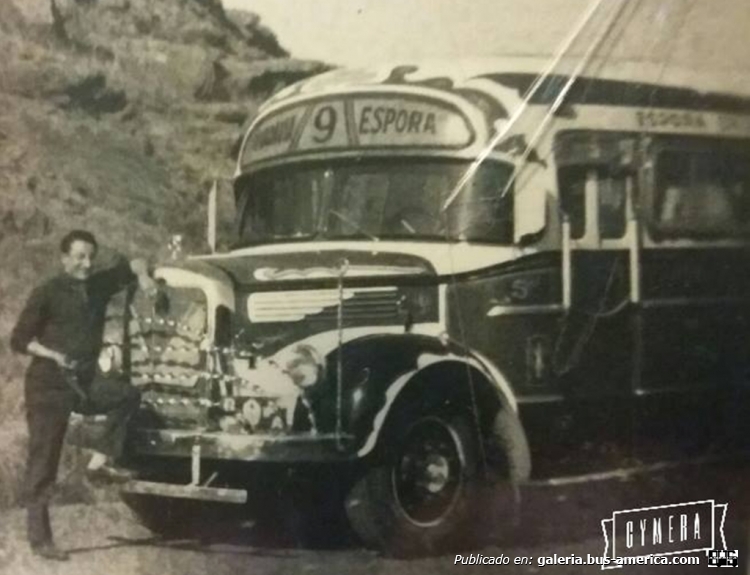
[49,350,76,371]
[130,258,158,297]
[56,354,78,371]
[129,258,150,277]
[138,274,159,298]
[27,341,77,370]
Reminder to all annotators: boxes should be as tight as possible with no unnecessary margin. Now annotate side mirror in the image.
[206,178,236,254]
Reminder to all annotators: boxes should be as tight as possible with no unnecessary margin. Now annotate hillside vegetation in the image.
[0,0,329,507]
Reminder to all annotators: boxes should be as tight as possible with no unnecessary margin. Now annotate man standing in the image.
[10,229,156,561]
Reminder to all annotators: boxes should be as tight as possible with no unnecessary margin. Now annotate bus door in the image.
[636,137,750,460]
[553,132,639,472]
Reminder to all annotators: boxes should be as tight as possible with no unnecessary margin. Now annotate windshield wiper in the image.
[328,210,380,242]
[399,218,417,234]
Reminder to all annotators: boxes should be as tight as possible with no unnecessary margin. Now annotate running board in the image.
[122,480,248,504]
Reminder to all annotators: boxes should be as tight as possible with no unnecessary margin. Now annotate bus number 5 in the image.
[313,106,337,143]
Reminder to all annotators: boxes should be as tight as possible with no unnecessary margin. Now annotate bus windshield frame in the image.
[234,158,515,247]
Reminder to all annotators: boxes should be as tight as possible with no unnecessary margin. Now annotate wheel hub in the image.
[421,454,450,493]
[392,417,465,526]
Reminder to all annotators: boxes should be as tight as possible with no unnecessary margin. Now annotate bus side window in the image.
[653,149,750,237]
[558,166,627,241]
[598,174,627,239]
[558,166,586,239]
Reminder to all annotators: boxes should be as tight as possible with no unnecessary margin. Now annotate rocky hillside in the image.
[0,0,329,506]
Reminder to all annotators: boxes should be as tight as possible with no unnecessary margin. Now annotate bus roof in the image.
[237,57,750,174]
[263,56,750,114]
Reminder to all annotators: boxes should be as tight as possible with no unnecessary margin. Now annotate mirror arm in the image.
[207,180,218,253]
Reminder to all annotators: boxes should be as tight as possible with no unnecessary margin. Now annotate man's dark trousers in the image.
[25,360,140,547]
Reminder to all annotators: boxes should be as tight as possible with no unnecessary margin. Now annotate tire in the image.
[479,409,531,540]
[345,407,530,556]
[345,412,481,556]
[488,408,531,484]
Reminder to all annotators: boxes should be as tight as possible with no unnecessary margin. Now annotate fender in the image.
[302,332,519,456]
[355,354,518,457]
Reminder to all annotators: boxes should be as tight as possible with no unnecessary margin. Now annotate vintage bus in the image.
[110,58,750,554]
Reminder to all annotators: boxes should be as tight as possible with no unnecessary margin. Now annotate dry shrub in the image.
[0,417,119,510]
[0,421,26,508]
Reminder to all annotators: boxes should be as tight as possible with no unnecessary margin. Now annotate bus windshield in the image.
[236,159,514,245]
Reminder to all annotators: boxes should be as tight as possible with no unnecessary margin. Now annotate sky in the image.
[223,0,750,95]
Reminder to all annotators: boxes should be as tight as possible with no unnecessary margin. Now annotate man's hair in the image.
[60,230,98,254]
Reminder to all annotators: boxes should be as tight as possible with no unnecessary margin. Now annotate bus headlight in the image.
[283,344,324,388]
[241,398,262,427]
[98,345,122,374]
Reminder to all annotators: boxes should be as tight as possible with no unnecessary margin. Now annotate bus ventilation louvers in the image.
[247,287,401,323]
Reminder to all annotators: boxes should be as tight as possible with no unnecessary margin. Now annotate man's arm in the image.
[11,286,46,356]
[10,286,70,368]
[93,253,157,298]
[26,341,73,368]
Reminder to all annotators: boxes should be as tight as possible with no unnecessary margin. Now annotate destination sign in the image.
[242,95,474,165]
[635,109,708,131]
[352,98,471,148]
[632,108,750,138]
[296,100,349,151]
[244,107,306,161]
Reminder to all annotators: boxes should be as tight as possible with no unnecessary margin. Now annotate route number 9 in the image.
[313,106,337,143]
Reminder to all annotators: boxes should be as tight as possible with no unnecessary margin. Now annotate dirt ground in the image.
[0,460,747,575]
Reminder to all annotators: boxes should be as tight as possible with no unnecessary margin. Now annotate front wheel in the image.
[345,414,480,556]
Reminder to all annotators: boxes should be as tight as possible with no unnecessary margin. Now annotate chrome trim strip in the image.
[487,303,564,317]
[152,430,354,442]
[516,394,565,404]
[641,297,747,308]
[634,386,712,396]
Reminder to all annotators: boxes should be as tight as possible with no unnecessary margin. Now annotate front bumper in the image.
[130,429,356,462]
[122,480,248,504]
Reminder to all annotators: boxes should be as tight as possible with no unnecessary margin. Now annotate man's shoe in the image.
[86,464,136,484]
[31,542,70,561]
